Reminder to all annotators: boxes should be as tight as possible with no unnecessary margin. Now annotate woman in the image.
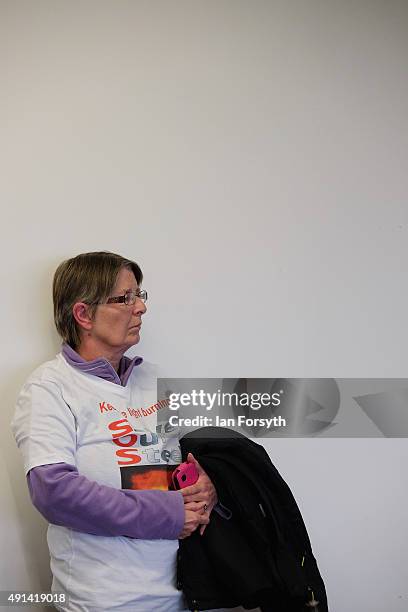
[11,251,218,612]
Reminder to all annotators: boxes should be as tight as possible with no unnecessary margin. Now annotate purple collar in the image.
[61,343,143,386]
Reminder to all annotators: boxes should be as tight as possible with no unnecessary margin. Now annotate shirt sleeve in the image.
[28,462,185,540]
[11,379,78,474]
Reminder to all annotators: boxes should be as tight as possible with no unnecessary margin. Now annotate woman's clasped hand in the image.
[179,452,218,537]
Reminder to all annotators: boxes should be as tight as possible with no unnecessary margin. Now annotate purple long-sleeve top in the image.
[27,344,185,539]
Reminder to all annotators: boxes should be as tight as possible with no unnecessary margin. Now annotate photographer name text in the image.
[168,414,286,429]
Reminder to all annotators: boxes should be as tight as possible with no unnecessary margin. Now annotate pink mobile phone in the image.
[172,462,199,490]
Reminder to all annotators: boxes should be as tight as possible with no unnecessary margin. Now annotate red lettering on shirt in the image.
[116,449,142,465]
[108,418,142,465]
[113,434,138,448]
[108,419,134,439]
[99,401,117,413]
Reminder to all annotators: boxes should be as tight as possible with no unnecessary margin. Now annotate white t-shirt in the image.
[11,352,187,612]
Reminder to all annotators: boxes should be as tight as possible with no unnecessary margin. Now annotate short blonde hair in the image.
[53,251,142,349]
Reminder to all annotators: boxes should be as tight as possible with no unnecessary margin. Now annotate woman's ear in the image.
[72,302,94,332]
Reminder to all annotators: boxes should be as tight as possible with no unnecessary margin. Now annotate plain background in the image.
[1,1,408,610]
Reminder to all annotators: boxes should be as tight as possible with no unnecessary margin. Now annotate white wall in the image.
[1,1,408,610]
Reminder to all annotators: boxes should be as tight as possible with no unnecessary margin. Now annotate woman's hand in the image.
[180,453,218,535]
[178,509,209,539]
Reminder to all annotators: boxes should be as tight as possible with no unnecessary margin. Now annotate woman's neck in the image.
[76,340,123,373]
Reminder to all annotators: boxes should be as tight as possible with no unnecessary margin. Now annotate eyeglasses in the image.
[105,288,148,306]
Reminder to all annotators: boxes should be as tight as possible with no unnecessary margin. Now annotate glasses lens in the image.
[124,291,135,306]
[124,289,147,305]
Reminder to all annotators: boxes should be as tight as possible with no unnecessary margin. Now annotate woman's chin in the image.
[125,331,140,347]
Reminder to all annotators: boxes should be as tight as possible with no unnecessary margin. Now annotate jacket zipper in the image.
[302,553,320,609]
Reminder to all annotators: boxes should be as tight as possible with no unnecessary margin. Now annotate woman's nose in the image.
[133,298,147,315]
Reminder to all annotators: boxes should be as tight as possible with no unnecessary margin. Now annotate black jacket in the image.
[178,427,329,612]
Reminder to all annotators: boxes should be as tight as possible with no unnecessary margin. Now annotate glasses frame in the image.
[105,288,148,306]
